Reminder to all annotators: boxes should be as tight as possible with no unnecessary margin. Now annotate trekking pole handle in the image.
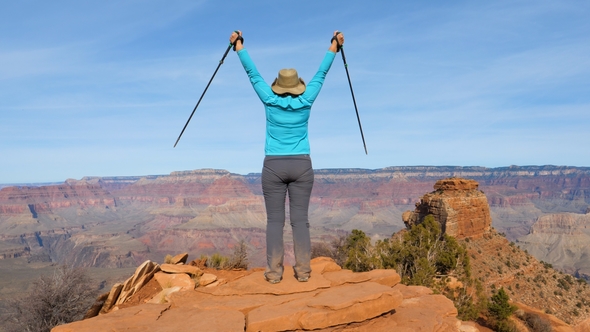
[330,31,343,52]
[229,30,244,51]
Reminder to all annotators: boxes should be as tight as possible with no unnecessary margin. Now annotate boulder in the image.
[188,258,207,269]
[160,263,203,276]
[147,286,181,304]
[169,253,188,264]
[100,283,123,314]
[198,273,218,287]
[390,294,460,331]
[115,261,160,305]
[153,271,195,291]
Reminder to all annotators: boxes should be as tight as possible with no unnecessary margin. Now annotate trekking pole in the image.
[333,32,368,155]
[174,32,243,148]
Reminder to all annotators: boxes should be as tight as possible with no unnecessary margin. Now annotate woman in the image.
[230,30,344,284]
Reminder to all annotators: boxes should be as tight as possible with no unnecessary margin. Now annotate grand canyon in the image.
[1,165,589,270]
[1,165,590,330]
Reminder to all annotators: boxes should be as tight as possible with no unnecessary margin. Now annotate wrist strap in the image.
[233,36,244,51]
[330,34,342,52]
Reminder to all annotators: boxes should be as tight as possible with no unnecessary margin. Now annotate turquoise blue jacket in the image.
[237,49,336,155]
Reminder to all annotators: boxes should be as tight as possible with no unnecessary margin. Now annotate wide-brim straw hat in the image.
[271,68,306,95]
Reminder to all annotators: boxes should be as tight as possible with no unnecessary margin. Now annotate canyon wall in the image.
[0,166,589,270]
[517,211,590,280]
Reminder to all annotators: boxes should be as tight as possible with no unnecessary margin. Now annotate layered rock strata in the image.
[517,212,590,279]
[2,166,590,268]
[402,178,492,239]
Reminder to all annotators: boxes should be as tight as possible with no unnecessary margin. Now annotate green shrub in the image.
[339,215,483,320]
[488,288,517,321]
[494,319,518,332]
[343,230,380,272]
[208,253,229,269]
[557,278,571,291]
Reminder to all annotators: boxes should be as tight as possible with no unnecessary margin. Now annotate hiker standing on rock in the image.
[230,30,344,284]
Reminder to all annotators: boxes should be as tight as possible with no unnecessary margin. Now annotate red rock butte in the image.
[402,177,492,239]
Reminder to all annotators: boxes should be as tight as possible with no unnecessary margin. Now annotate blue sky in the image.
[1,0,589,183]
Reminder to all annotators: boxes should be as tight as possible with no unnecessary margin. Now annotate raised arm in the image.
[230,30,276,103]
[300,31,344,103]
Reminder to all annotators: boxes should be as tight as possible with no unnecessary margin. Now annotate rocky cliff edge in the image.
[52,257,479,332]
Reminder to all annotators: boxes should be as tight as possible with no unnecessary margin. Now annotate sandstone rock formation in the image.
[82,255,208,316]
[402,178,492,239]
[52,257,475,332]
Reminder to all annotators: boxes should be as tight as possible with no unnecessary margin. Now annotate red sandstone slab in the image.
[323,269,371,286]
[147,286,181,304]
[169,253,188,264]
[323,269,401,287]
[246,297,310,332]
[198,273,217,287]
[117,270,158,306]
[154,307,244,332]
[170,289,319,314]
[52,304,171,332]
[160,263,202,276]
[52,304,245,332]
[154,271,195,291]
[100,283,123,313]
[310,256,342,273]
[196,266,331,296]
[392,283,433,299]
[327,313,415,332]
[246,282,404,331]
[305,282,400,311]
[362,269,401,287]
[300,292,403,330]
[390,294,459,331]
[124,261,159,292]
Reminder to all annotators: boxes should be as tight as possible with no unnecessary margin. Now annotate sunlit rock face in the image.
[402,178,492,239]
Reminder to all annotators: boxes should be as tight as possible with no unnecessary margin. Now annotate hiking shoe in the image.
[264,273,281,284]
[297,276,309,282]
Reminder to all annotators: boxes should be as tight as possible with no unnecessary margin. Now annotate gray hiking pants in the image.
[262,155,314,281]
